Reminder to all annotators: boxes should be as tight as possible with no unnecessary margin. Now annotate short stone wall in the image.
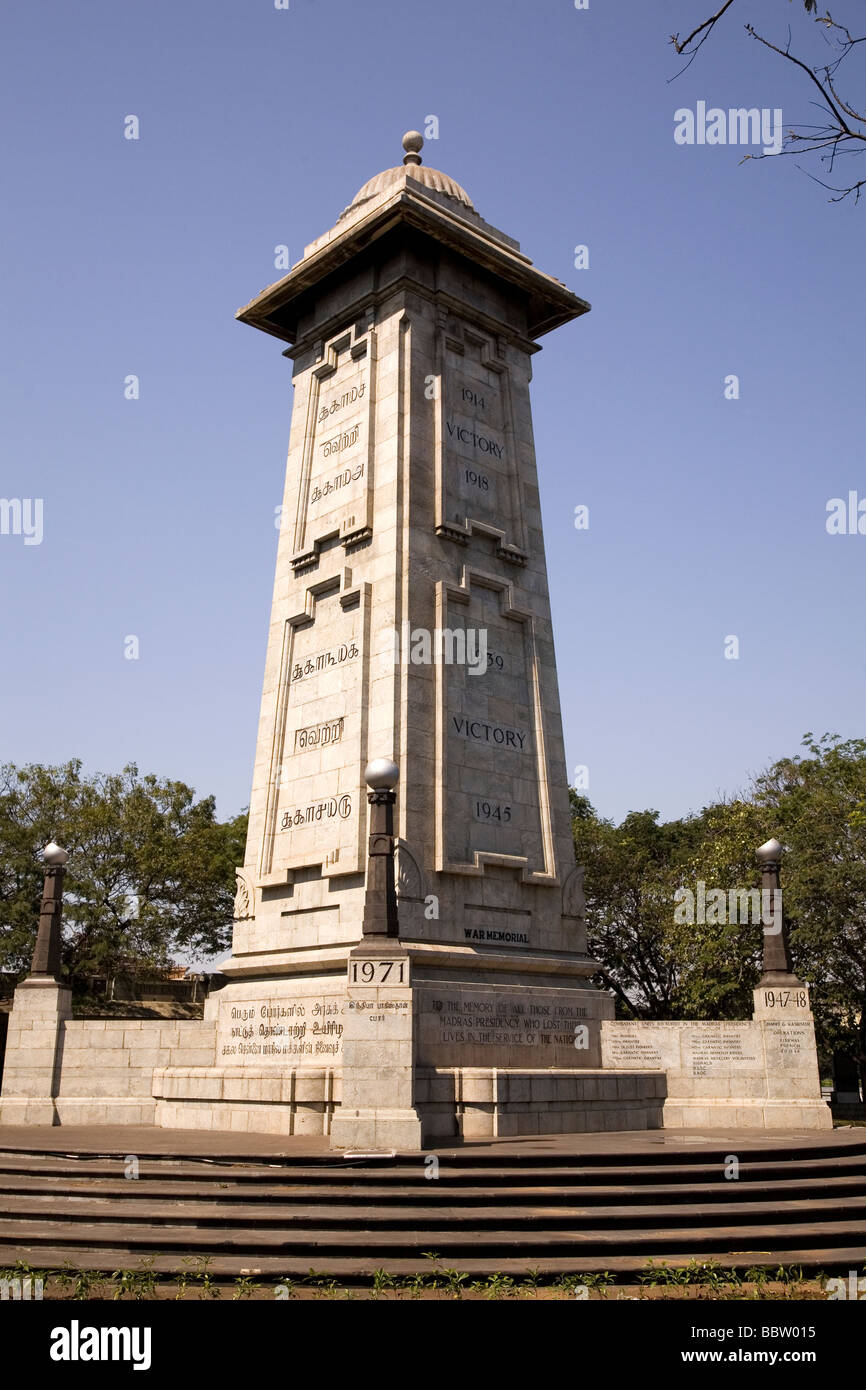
[417,1067,666,1139]
[601,996,832,1130]
[151,1064,665,1141]
[52,1019,216,1125]
[0,980,217,1126]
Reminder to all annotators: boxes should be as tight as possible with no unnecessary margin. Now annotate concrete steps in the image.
[2,1173,865,1206]
[1,1135,864,1278]
[4,1193,866,1228]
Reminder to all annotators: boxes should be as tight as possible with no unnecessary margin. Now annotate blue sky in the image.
[1,0,863,827]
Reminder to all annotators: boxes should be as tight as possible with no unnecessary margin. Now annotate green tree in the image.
[572,734,866,1092]
[570,790,704,1018]
[0,761,247,986]
[667,796,769,1019]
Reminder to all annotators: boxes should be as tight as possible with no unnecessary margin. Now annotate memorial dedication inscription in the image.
[417,987,602,1068]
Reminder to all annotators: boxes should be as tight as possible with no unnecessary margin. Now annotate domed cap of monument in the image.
[340,131,475,220]
[238,127,588,345]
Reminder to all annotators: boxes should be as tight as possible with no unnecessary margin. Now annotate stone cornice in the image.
[236,182,590,345]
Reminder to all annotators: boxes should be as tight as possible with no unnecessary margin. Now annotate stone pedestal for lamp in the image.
[0,844,72,1126]
[329,760,422,1150]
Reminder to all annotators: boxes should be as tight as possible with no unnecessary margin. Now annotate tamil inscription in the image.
[217,997,344,1061]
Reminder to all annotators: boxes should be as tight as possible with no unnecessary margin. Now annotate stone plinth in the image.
[329,946,422,1149]
[0,977,71,1125]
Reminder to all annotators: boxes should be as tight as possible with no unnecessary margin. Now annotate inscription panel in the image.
[309,363,367,540]
[442,584,545,870]
[753,986,811,1016]
[347,958,410,986]
[217,995,344,1063]
[603,1021,763,1079]
[417,985,605,1068]
[443,347,510,533]
[602,1016,823,1107]
[277,610,360,867]
[260,583,369,878]
[294,716,344,753]
[292,324,375,564]
[685,1027,761,1078]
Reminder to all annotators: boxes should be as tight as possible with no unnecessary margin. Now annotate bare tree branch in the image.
[671,0,738,55]
[670,0,738,78]
[671,3,866,201]
[745,22,865,141]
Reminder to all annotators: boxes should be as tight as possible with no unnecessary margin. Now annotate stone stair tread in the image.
[0,1242,864,1277]
[5,1135,863,1159]
[3,1193,866,1225]
[0,1154,864,1183]
[2,1137,864,1166]
[2,1216,865,1250]
[2,1174,863,1201]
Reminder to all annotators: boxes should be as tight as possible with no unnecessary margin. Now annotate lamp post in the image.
[361,759,399,938]
[30,842,69,980]
[756,837,799,986]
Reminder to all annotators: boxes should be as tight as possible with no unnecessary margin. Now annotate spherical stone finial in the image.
[402,130,424,166]
[365,758,400,791]
[756,837,784,864]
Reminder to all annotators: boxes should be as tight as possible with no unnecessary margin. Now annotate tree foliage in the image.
[573,735,866,1087]
[0,761,247,985]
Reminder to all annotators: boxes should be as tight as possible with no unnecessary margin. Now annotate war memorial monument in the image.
[0,134,831,1146]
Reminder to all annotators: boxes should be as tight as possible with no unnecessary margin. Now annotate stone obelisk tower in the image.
[209,132,621,1147]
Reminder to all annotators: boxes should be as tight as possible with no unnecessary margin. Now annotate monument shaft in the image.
[212,134,613,1144]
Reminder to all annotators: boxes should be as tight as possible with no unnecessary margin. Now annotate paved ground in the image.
[0,1123,861,1160]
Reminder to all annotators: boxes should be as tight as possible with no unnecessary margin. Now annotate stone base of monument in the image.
[150,966,671,1143]
[150,972,833,1142]
[152,1063,666,1140]
[1,957,832,1142]
[153,1067,338,1136]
